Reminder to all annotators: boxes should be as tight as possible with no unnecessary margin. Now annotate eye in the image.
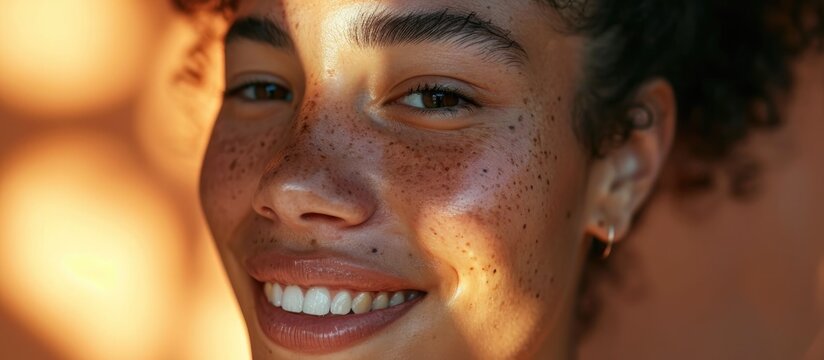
[398,85,474,110]
[225,81,294,102]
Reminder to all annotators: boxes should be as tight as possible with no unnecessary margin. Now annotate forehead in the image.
[230,0,579,75]
[234,0,553,45]
[238,0,536,17]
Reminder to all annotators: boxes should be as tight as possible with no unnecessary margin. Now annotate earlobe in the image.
[584,79,676,245]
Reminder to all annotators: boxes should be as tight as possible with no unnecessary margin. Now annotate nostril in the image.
[300,213,346,224]
[260,206,277,218]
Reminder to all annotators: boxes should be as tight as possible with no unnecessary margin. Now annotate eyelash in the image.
[223,80,479,120]
[224,80,294,102]
[402,83,479,115]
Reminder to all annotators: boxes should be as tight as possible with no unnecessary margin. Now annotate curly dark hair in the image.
[554,0,823,198]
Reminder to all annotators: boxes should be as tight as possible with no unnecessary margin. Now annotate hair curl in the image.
[549,0,823,198]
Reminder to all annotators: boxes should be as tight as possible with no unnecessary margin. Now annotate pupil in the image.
[423,91,459,108]
[265,84,279,98]
[252,84,292,101]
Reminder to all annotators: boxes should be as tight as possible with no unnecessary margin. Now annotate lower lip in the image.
[255,287,423,354]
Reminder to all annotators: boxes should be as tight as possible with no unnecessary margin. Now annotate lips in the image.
[246,252,426,354]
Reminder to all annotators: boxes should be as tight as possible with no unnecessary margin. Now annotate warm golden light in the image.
[135,17,225,186]
[0,0,154,118]
[0,133,186,360]
[0,2,250,358]
[178,229,251,360]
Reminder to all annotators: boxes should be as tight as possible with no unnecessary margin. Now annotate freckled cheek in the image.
[391,110,575,302]
[382,128,538,252]
[199,127,282,240]
[404,144,565,345]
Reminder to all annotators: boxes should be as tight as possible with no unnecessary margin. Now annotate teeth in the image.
[272,283,283,307]
[351,292,373,314]
[264,283,283,307]
[389,291,405,307]
[302,287,331,316]
[263,282,422,317]
[282,285,304,313]
[371,292,389,310]
[330,291,353,315]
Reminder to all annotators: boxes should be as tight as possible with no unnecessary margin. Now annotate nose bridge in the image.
[252,89,378,231]
[292,81,377,167]
[289,98,351,168]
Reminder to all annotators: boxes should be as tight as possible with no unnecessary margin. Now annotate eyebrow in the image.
[225,17,293,50]
[225,9,527,66]
[349,9,527,67]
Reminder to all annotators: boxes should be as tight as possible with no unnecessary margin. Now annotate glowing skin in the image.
[200,0,674,358]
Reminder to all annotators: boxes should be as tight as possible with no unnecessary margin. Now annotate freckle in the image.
[566,211,572,219]
[310,238,317,246]
[518,115,523,122]
[523,98,528,105]
[535,292,541,299]
[522,223,526,229]
[229,159,237,170]
[508,125,515,131]
[493,269,497,274]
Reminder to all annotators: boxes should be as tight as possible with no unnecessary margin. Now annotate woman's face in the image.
[200,0,596,358]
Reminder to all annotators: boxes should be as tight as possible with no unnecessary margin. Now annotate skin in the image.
[199,0,675,358]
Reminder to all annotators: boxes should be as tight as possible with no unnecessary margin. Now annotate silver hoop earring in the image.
[601,225,615,259]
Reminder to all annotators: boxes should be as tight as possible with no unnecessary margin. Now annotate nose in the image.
[253,167,376,230]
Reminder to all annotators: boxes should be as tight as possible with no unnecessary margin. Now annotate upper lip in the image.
[245,250,422,292]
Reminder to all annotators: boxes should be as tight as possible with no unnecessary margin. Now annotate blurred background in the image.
[1,0,822,359]
[0,0,249,358]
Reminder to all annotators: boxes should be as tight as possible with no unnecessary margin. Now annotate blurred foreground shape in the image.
[0,0,248,359]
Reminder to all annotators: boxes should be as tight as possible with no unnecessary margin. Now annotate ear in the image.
[584,79,676,243]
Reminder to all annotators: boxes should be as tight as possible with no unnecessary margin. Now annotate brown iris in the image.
[251,83,292,101]
[421,90,461,108]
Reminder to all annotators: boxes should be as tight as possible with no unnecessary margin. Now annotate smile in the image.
[263,282,424,316]
[247,253,427,354]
